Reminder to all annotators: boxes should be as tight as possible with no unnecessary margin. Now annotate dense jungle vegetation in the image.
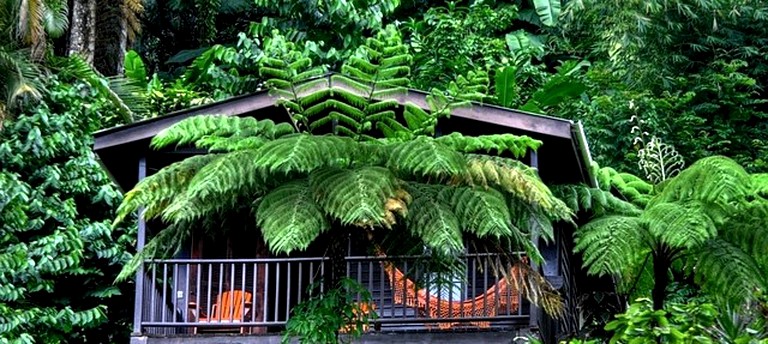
[1,0,767,343]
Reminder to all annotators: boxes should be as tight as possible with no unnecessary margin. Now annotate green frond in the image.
[114,154,220,226]
[654,156,750,207]
[404,190,463,256]
[721,201,768,268]
[574,216,648,276]
[365,99,399,114]
[195,136,266,151]
[297,88,331,108]
[116,222,190,282]
[256,181,330,254]
[386,136,466,179]
[345,56,378,74]
[693,238,766,306]
[308,167,407,228]
[461,155,572,220]
[552,184,642,216]
[642,202,716,249]
[160,150,266,224]
[435,132,542,157]
[152,115,295,150]
[331,88,369,108]
[442,186,514,239]
[751,173,768,199]
[508,196,554,243]
[303,99,365,122]
[252,134,360,175]
[293,67,327,83]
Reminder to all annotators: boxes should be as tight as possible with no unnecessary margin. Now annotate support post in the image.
[528,150,540,331]
[132,157,147,335]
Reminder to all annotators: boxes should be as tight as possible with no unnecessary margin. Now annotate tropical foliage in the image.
[0,77,132,343]
[1,0,768,342]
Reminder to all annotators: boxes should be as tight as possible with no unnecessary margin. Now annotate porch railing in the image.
[137,254,529,335]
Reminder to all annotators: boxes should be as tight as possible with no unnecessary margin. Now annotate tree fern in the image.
[574,216,648,276]
[402,186,463,256]
[642,202,716,249]
[442,186,514,238]
[574,155,767,309]
[386,136,466,178]
[151,115,295,149]
[309,166,405,228]
[435,132,541,157]
[115,154,220,224]
[256,180,330,254]
[461,154,571,220]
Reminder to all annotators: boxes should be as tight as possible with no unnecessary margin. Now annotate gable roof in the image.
[93,74,595,191]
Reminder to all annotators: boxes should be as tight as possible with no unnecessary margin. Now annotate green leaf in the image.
[533,0,561,27]
[494,66,518,108]
[123,50,148,88]
[505,30,531,53]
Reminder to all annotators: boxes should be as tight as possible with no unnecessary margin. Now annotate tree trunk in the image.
[115,13,128,75]
[652,254,668,310]
[67,0,96,63]
[325,231,349,290]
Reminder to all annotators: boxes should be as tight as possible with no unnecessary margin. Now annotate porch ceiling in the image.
[93,73,593,191]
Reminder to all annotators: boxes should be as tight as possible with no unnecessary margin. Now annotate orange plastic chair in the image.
[192,290,253,333]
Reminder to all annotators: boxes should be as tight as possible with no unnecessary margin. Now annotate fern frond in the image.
[442,186,514,239]
[116,222,190,281]
[693,238,766,306]
[460,155,572,220]
[435,132,542,157]
[404,187,463,256]
[721,201,768,268]
[152,115,293,149]
[158,150,267,224]
[309,167,407,228]
[385,136,466,178]
[114,154,220,225]
[574,216,648,276]
[654,156,750,207]
[552,184,643,216]
[642,202,716,249]
[252,134,359,175]
[256,181,330,254]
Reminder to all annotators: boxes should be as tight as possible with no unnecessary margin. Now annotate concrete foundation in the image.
[132,330,531,344]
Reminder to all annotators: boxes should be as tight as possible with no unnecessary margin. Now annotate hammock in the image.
[378,256,523,329]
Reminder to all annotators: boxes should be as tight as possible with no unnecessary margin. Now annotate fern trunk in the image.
[325,231,348,290]
[652,254,669,310]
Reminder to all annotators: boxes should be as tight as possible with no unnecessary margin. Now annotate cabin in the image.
[93,74,596,344]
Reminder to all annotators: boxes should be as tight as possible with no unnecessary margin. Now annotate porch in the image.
[133,252,532,339]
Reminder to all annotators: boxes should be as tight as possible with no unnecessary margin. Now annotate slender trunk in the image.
[652,254,668,310]
[325,234,348,290]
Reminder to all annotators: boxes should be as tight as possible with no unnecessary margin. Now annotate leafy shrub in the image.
[282,278,377,344]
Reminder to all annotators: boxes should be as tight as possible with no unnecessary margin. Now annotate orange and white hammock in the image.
[378,256,523,329]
